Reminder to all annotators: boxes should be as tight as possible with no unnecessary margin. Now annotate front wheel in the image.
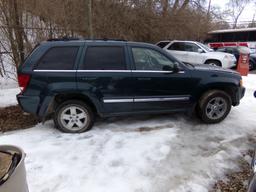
[197,90,231,123]
[54,100,94,133]
[205,60,222,67]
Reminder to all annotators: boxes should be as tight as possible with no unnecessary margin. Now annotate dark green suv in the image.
[17,38,245,133]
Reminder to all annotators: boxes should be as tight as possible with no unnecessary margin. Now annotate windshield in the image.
[250,48,256,54]
[197,42,213,52]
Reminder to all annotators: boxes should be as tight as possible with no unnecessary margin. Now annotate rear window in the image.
[81,46,126,70]
[156,41,170,48]
[36,47,79,70]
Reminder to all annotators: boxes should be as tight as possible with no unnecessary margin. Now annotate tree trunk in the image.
[162,0,169,17]
[12,0,25,65]
[88,0,93,38]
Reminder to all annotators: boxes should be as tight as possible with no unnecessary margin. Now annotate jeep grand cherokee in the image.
[17,38,245,133]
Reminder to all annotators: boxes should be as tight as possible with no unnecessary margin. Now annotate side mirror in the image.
[173,63,180,73]
[254,91,256,98]
[162,65,173,71]
[162,64,179,73]
[198,48,204,53]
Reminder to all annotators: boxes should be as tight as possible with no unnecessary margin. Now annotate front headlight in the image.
[224,55,235,61]
[240,79,243,87]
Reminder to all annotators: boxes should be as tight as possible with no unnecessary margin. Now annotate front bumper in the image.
[16,94,40,115]
[222,57,237,69]
[233,86,245,106]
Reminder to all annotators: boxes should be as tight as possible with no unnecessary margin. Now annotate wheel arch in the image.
[204,59,222,66]
[52,93,99,115]
[196,85,237,106]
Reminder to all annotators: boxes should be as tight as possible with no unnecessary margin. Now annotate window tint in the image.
[217,48,226,52]
[82,46,126,70]
[36,47,79,70]
[156,41,170,48]
[168,42,185,51]
[226,48,234,54]
[132,47,175,71]
[184,43,200,52]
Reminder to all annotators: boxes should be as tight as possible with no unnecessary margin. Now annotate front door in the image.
[184,42,206,64]
[130,46,195,112]
[77,44,133,115]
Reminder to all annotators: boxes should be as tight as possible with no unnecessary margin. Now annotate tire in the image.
[54,100,94,133]
[249,60,256,71]
[197,90,231,124]
[205,60,222,67]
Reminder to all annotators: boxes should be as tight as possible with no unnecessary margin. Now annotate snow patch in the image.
[0,74,255,192]
[0,88,20,108]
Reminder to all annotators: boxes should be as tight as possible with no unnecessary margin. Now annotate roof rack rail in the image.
[84,38,127,41]
[47,37,127,42]
[47,37,80,41]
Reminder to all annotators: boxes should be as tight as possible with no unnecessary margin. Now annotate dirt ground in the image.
[210,151,253,192]
[0,105,37,132]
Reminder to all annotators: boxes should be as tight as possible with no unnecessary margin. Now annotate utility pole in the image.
[87,0,93,38]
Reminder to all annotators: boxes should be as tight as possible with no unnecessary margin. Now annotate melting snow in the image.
[0,75,255,192]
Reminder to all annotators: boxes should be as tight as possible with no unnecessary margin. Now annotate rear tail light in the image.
[18,74,31,92]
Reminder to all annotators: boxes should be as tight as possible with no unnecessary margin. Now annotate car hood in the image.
[192,64,240,75]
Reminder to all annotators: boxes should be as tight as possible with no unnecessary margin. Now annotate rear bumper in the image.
[16,94,40,115]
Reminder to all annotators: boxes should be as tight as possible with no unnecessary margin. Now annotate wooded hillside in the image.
[0,0,252,75]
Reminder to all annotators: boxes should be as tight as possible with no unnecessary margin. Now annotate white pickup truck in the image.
[156,40,237,69]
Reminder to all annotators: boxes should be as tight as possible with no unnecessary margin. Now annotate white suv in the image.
[156,40,237,69]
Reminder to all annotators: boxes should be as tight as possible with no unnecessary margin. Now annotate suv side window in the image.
[132,47,175,71]
[156,41,170,48]
[167,42,185,51]
[81,46,126,70]
[184,43,200,52]
[36,47,79,70]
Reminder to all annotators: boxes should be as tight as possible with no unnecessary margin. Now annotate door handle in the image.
[137,77,151,81]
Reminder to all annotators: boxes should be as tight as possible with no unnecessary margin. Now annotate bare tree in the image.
[0,0,226,78]
[226,0,251,29]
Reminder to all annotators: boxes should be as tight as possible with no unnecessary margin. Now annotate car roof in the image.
[40,38,157,48]
[171,40,202,44]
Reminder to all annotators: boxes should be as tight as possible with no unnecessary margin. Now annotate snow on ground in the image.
[0,88,20,108]
[0,75,256,192]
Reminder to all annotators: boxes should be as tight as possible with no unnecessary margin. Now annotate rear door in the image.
[129,46,194,112]
[77,43,133,115]
[32,44,82,114]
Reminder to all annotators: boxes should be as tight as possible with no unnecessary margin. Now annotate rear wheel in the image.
[54,100,94,133]
[205,60,222,67]
[197,90,231,123]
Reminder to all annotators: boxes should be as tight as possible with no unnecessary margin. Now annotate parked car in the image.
[251,53,256,70]
[216,46,256,70]
[17,38,245,133]
[248,150,256,192]
[156,40,237,68]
